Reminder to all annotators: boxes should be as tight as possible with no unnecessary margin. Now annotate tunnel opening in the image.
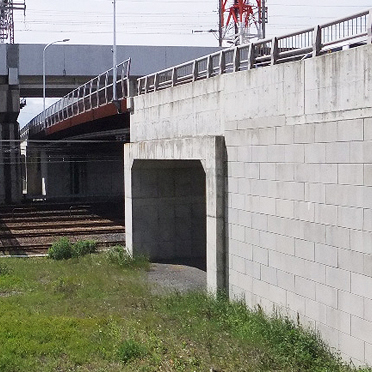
[131,159,206,271]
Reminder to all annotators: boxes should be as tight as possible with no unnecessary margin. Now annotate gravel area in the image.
[146,262,207,294]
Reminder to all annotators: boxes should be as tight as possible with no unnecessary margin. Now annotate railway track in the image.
[0,203,125,256]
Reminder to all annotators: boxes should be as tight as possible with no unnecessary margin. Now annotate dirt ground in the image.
[146,262,207,294]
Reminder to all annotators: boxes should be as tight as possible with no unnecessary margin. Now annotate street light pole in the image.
[113,0,117,103]
[43,38,70,126]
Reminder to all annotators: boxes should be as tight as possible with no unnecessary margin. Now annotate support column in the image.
[0,88,22,204]
[0,44,22,204]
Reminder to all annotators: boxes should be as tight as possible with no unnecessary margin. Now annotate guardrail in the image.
[138,9,372,94]
[20,58,131,140]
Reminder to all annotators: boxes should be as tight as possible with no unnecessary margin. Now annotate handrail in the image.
[138,9,372,94]
[20,58,131,140]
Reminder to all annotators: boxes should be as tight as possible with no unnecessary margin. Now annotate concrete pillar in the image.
[0,87,21,205]
[0,44,22,204]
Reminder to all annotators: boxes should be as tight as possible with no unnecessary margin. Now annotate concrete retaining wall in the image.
[129,44,372,365]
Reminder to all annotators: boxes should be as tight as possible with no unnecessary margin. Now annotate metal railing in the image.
[20,58,131,140]
[138,9,372,94]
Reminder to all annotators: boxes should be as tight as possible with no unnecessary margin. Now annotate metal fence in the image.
[138,9,372,94]
[20,59,131,140]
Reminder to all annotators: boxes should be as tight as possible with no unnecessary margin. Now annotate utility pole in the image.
[261,0,266,39]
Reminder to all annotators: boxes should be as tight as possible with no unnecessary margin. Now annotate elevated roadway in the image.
[0,44,221,97]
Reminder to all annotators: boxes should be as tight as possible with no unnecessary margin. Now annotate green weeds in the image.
[47,238,97,260]
[0,255,370,372]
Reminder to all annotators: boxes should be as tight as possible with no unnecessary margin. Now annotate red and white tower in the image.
[0,0,26,44]
[220,0,266,45]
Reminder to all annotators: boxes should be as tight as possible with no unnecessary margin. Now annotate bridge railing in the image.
[20,59,131,140]
[138,9,371,94]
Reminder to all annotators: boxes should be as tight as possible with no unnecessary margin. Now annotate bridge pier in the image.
[0,84,22,204]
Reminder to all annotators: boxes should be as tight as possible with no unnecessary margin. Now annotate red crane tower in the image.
[220,0,266,45]
[0,0,26,44]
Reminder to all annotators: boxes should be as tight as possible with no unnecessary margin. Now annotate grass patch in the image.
[0,255,370,372]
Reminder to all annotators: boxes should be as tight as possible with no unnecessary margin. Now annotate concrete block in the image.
[267,145,286,163]
[305,298,327,323]
[326,266,351,291]
[276,125,294,144]
[325,225,350,250]
[237,177,251,195]
[305,183,325,204]
[314,203,337,226]
[230,193,245,210]
[237,145,252,163]
[251,213,268,231]
[259,196,276,215]
[277,270,295,291]
[259,163,276,180]
[364,117,372,140]
[229,161,245,178]
[295,200,315,222]
[238,209,252,227]
[338,164,364,186]
[315,282,338,308]
[314,243,338,267]
[325,142,350,163]
[231,223,245,243]
[294,124,315,143]
[365,343,372,366]
[286,291,306,315]
[230,240,253,261]
[276,199,294,218]
[276,163,295,181]
[337,205,363,230]
[245,163,259,179]
[338,248,364,275]
[261,265,278,285]
[295,239,315,261]
[338,332,365,363]
[252,245,269,266]
[349,142,364,163]
[251,145,268,162]
[350,230,372,254]
[305,143,326,163]
[276,181,305,201]
[295,275,316,300]
[326,307,351,334]
[351,272,372,300]
[338,119,363,141]
[314,121,338,143]
[364,164,372,186]
[245,227,260,246]
[284,144,305,163]
[276,234,295,255]
[351,315,372,345]
[231,253,246,274]
[338,290,364,318]
[303,221,326,244]
[364,297,372,322]
[245,259,261,279]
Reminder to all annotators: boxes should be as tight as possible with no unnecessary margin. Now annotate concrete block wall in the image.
[130,44,372,365]
[225,45,372,365]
